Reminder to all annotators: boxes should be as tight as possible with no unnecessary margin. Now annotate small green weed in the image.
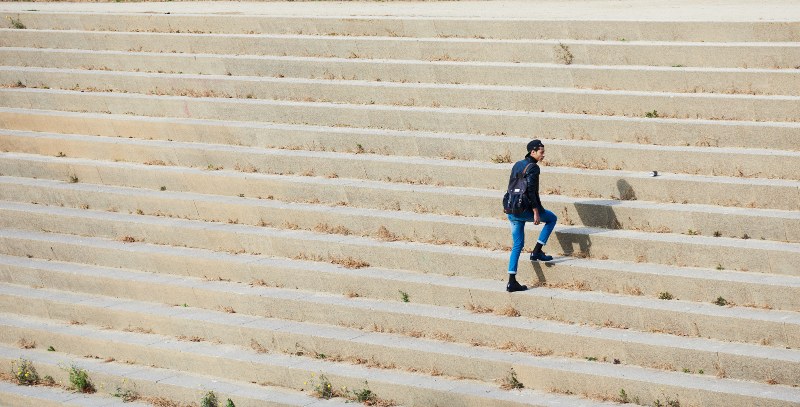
[658,292,674,300]
[698,369,704,374]
[713,296,728,306]
[653,396,682,407]
[645,110,660,118]
[672,64,684,68]
[308,373,337,399]
[225,399,235,407]
[113,381,139,402]
[7,16,26,29]
[716,264,724,271]
[11,358,39,385]
[160,186,166,191]
[619,388,629,403]
[713,231,721,237]
[56,152,66,157]
[200,390,219,407]
[351,381,376,403]
[686,229,699,236]
[399,290,409,303]
[69,175,79,183]
[555,43,573,65]
[47,346,55,352]
[585,356,598,361]
[67,365,94,393]
[500,368,524,390]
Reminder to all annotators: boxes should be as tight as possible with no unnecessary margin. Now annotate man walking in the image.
[505,140,558,292]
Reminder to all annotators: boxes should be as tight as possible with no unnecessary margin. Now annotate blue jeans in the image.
[507,209,557,273]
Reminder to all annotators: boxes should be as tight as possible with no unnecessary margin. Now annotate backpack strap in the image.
[517,162,535,179]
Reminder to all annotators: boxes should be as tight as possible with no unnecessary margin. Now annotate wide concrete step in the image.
[2,156,799,274]
[0,310,629,407]
[3,47,797,96]
[0,278,798,397]
[3,152,796,246]
[3,88,798,152]
[2,250,800,394]
[4,12,800,42]
[6,278,800,388]
[6,66,800,123]
[2,108,798,182]
[2,175,800,310]
[1,198,799,330]
[0,379,152,407]
[2,130,797,212]
[0,343,355,407]
[2,29,799,68]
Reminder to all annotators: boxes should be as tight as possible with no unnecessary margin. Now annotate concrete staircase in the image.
[0,8,799,407]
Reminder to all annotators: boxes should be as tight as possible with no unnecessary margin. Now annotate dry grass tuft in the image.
[17,338,35,349]
[314,222,351,235]
[496,305,521,317]
[465,303,494,314]
[250,339,268,354]
[623,285,643,296]
[330,255,370,269]
[123,327,154,334]
[177,335,204,343]
[143,397,192,407]
[375,226,401,241]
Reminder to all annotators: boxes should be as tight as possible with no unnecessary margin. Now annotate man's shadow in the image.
[530,179,634,284]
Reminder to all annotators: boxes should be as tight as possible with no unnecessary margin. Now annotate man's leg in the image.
[531,209,558,261]
[507,219,528,292]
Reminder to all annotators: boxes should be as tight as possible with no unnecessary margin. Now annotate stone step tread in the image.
[1,238,797,335]
[4,87,798,155]
[2,195,798,264]
[0,345,355,407]
[5,87,799,132]
[0,379,152,407]
[7,12,800,38]
[2,107,798,159]
[0,313,618,407]
[4,218,798,316]
[4,27,800,47]
[8,65,800,102]
[4,130,798,189]
[1,273,798,369]
[3,174,799,257]
[1,304,798,405]
[6,46,797,75]
[4,153,800,249]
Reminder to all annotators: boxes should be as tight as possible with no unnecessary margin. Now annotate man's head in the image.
[526,139,545,161]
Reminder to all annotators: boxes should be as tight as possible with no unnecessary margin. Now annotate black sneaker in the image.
[530,251,553,261]
[506,280,528,292]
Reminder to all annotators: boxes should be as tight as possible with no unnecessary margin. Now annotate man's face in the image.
[531,147,545,162]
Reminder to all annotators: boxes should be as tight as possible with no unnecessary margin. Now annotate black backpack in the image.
[502,163,535,215]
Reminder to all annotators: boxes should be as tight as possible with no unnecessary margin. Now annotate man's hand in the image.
[533,210,541,225]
